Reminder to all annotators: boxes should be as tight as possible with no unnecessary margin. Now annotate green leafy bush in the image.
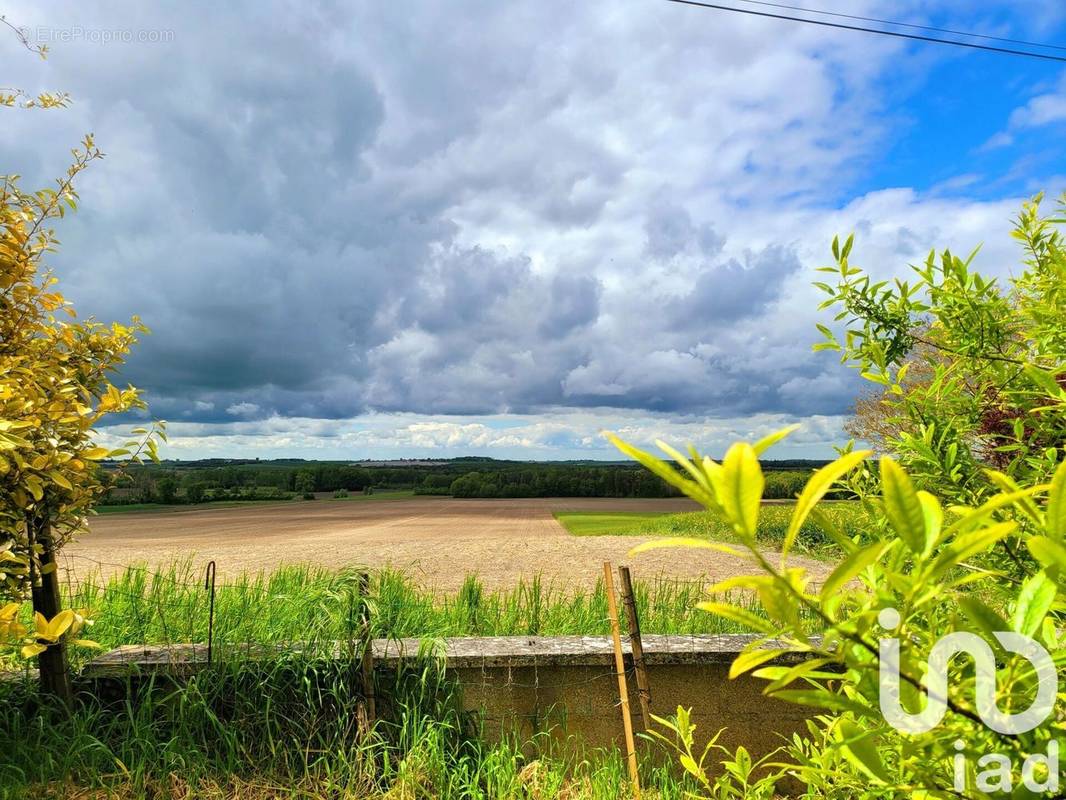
[612,199,1065,796]
[816,193,1065,510]
[613,424,1065,797]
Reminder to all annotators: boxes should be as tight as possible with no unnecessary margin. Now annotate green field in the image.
[94,499,288,514]
[556,502,865,557]
[552,511,668,536]
[329,488,416,501]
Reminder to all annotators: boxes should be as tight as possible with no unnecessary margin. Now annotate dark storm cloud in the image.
[539,274,601,338]
[675,245,803,324]
[1,0,900,426]
[644,203,725,261]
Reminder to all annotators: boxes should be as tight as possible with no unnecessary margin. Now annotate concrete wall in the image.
[378,634,814,765]
[456,661,810,761]
[87,634,815,768]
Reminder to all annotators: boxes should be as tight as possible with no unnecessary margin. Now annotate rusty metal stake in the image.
[358,571,376,726]
[204,560,216,664]
[618,565,652,731]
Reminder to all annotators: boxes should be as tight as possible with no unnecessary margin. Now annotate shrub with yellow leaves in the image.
[1,139,163,689]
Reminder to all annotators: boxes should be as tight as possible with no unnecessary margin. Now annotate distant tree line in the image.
[97,458,827,505]
[447,467,679,498]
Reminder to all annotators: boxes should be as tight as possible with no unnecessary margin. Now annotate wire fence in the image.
[0,553,763,762]
[52,552,724,697]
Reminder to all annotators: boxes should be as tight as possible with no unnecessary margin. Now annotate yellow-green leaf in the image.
[916,490,942,549]
[752,425,800,456]
[783,450,870,558]
[1028,536,1066,572]
[837,719,890,784]
[606,433,717,508]
[820,541,887,602]
[695,602,776,634]
[628,538,745,558]
[880,458,927,554]
[729,647,788,680]
[1048,459,1066,539]
[929,522,1016,579]
[1012,571,1056,638]
[719,442,762,539]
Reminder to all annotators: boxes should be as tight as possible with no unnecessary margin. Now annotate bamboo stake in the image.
[604,562,641,799]
[618,566,652,731]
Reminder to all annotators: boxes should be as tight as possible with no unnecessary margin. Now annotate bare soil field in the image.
[66,497,832,593]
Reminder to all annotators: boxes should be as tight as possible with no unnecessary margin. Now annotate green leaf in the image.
[752,425,800,456]
[929,522,1016,580]
[880,458,927,554]
[1027,536,1066,573]
[1012,571,1056,638]
[956,596,1011,646]
[655,440,716,496]
[769,690,877,718]
[1047,459,1066,539]
[945,486,1043,535]
[837,718,890,784]
[48,471,72,491]
[783,450,870,558]
[916,490,942,547]
[729,647,788,680]
[1024,365,1066,399]
[680,754,701,779]
[719,442,763,539]
[605,433,717,508]
[820,541,887,601]
[695,602,775,634]
[841,233,854,259]
[754,658,837,692]
[628,538,744,558]
[807,506,859,554]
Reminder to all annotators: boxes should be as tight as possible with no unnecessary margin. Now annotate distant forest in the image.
[98,457,829,505]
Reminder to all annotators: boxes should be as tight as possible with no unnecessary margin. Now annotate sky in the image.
[3,1,1065,461]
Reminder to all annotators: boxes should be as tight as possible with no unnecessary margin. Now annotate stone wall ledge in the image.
[83,633,810,678]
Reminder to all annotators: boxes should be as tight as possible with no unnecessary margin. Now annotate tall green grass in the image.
[1,563,779,799]
[62,562,770,661]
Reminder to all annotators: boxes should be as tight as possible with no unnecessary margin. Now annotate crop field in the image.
[67,495,843,593]
[555,502,864,551]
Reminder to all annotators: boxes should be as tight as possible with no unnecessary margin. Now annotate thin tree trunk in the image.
[29,513,73,709]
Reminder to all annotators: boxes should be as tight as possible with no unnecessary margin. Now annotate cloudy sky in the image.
[4,1,1065,460]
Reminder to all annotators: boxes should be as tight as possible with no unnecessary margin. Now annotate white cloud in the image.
[226,402,261,417]
[96,409,849,460]
[0,1,1044,460]
[982,74,1066,150]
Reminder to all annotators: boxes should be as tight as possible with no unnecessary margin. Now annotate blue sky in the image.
[865,32,1065,198]
[3,1,1064,460]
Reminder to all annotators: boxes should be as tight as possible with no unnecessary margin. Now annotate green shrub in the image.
[816,193,1065,510]
[613,421,1065,797]
[762,470,808,499]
